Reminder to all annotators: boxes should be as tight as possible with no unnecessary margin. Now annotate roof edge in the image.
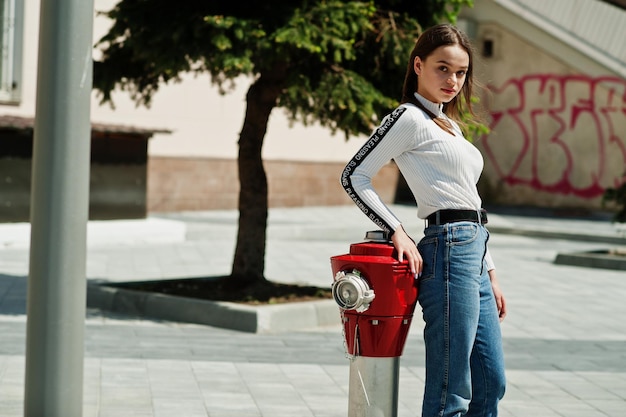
[495,0,626,78]
[461,0,626,79]
[0,114,172,137]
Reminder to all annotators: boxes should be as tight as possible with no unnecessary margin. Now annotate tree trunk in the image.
[230,66,287,286]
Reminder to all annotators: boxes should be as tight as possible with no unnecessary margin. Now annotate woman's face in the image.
[414,44,469,104]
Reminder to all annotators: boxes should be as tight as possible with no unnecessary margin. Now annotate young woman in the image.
[341,24,507,416]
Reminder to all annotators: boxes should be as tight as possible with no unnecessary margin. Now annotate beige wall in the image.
[0,0,375,218]
[90,1,368,165]
[1,0,368,164]
[147,157,400,212]
[472,22,626,210]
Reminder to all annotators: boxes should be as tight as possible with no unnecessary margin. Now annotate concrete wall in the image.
[461,5,626,211]
[0,158,147,222]
[147,157,400,212]
[89,0,369,165]
[0,0,373,217]
[0,128,149,222]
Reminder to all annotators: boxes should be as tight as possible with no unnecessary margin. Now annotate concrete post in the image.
[24,0,94,415]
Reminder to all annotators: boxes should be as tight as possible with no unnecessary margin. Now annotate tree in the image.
[93,0,473,290]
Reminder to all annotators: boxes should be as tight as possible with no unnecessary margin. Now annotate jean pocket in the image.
[417,235,438,282]
[448,222,480,246]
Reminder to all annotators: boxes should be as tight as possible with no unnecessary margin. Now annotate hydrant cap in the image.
[332,270,375,313]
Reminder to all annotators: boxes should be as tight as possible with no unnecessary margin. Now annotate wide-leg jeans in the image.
[417,221,506,417]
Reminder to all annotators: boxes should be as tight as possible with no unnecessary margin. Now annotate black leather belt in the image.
[427,209,488,226]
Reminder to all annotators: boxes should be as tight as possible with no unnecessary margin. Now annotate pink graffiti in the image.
[483,75,626,198]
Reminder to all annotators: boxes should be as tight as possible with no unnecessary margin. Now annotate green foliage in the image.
[93,0,478,282]
[460,95,490,143]
[603,173,626,223]
[273,2,374,60]
[433,0,475,24]
[94,0,475,135]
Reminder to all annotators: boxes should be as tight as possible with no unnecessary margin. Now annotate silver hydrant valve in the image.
[332,269,375,313]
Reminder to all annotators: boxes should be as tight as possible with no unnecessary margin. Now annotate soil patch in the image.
[109,276,333,305]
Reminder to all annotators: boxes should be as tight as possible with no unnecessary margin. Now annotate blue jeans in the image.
[417,222,506,417]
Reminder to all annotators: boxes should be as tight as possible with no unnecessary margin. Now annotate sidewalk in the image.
[0,205,625,416]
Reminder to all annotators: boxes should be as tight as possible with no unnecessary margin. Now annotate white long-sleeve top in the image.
[341,92,495,270]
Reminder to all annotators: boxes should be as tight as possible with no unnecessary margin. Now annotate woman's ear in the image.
[414,56,422,75]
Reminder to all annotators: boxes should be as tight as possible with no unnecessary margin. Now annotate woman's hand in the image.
[488,269,507,321]
[391,225,423,278]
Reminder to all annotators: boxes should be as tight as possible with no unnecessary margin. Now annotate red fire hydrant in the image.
[330,231,419,417]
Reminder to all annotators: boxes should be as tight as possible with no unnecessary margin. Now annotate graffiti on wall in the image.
[483,75,626,199]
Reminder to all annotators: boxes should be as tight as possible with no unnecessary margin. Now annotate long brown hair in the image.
[401,23,477,126]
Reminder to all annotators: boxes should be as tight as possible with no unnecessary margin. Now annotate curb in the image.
[488,226,626,245]
[0,218,186,249]
[87,283,341,333]
[554,250,626,271]
[81,219,625,332]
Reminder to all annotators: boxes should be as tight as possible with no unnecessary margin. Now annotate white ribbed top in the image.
[341,93,495,269]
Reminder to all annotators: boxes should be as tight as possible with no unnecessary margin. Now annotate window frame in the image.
[0,0,23,104]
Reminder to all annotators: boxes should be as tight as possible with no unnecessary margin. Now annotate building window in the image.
[0,0,23,103]
[483,39,494,58]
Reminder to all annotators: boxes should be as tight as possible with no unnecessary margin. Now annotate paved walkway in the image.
[0,205,625,416]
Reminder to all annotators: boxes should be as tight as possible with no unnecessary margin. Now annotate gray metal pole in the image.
[24,0,94,415]
[348,357,400,417]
